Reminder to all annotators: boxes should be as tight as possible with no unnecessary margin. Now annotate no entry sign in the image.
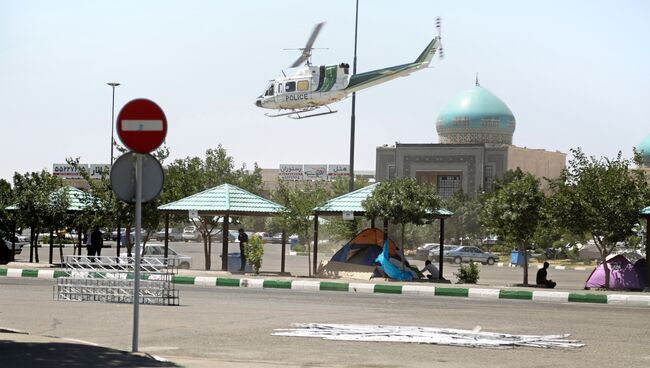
[116,99,167,153]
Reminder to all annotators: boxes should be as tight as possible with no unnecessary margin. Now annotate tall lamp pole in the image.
[107,82,120,165]
[348,0,359,193]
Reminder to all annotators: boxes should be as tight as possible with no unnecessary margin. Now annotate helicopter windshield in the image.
[263,83,274,97]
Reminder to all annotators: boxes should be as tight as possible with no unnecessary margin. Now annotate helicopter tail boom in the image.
[344,35,441,93]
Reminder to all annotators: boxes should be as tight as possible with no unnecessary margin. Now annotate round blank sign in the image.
[110,152,164,203]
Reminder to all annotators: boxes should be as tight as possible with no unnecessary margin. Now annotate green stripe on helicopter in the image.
[346,63,414,91]
[316,65,338,92]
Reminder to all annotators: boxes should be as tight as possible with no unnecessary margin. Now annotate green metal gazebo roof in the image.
[313,182,453,218]
[640,206,650,217]
[6,186,93,212]
[158,183,285,216]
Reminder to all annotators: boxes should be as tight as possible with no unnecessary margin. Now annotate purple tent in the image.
[585,254,645,290]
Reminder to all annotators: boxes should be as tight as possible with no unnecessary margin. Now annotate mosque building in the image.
[375,80,566,197]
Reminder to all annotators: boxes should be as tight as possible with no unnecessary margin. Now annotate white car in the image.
[182,226,201,242]
[120,244,192,269]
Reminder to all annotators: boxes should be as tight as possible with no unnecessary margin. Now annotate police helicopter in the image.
[255,18,444,119]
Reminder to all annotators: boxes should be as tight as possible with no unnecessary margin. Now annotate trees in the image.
[480,171,544,285]
[272,180,329,276]
[0,179,13,243]
[363,178,440,269]
[163,145,263,270]
[441,190,482,246]
[547,148,649,288]
[322,177,369,243]
[12,171,69,263]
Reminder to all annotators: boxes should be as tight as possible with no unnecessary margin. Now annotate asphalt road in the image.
[1,277,649,367]
[15,240,594,290]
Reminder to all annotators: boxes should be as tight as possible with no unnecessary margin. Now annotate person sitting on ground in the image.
[420,260,440,280]
[536,261,557,288]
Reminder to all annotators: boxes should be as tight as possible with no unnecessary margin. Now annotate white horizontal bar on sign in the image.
[121,120,163,131]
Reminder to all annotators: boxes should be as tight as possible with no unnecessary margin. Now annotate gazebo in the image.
[312,183,453,278]
[6,186,94,264]
[158,184,286,271]
[637,207,650,289]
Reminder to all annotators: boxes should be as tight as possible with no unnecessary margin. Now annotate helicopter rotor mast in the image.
[287,22,326,67]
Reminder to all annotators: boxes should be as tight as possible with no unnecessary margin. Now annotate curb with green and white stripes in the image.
[2,267,649,307]
[495,262,589,271]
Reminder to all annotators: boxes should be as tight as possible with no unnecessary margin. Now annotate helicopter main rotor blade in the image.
[289,22,325,67]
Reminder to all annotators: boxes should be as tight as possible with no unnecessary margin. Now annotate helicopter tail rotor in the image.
[436,16,444,59]
[289,22,325,67]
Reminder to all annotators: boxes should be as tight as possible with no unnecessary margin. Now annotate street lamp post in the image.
[107,82,120,165]
[348,0,359,193]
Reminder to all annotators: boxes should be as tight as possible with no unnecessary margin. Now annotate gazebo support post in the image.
[49,229,54,265]
[77,225,82,256]
[383,218,388,237]
[29,226,34,263]
[313,215,319,276]
[281,230,286,273]
[370,217,375,229]
[164,213,169,258]
[11,214,16,262]
[438,218,445,279]
[646,218,650,291]
[221,214,229,271]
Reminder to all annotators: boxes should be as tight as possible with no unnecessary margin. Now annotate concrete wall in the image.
[506,146,566,188]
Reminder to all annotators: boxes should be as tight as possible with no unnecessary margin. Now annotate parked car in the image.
[444,246,498,265]
[155,228,183,242]
[415,243,439,260]
[119,244,191,269]
[209,229,237,242]
[13,233,28,243]
[429,245,459,261]
[254,232,273,242]
[271,233,298,244]
[182,226,201,242]
[2,239,24,255]
[111,228,126,241]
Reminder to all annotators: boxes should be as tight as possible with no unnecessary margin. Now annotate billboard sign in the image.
[303,164,327,180]
[327,164,350,178]
[279,164,303,180]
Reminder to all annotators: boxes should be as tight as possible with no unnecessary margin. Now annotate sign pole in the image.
[132,153,143,352]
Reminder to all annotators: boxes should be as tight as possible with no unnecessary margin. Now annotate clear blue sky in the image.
[1,0,648,182]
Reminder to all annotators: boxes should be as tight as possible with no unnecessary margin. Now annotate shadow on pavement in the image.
[0,340,180,368]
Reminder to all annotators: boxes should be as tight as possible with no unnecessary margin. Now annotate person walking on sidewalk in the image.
[238,228,248,271]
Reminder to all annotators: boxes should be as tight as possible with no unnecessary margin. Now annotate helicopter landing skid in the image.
[265,108,317,118]
[288,106,337,119]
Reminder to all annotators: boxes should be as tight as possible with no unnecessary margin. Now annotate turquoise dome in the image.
[637,134,650,167]
[436,85,516,144]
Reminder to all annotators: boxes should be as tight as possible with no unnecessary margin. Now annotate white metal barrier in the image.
[54,255,179,306]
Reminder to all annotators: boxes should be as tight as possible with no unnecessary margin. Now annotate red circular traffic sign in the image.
[116,98,167,153]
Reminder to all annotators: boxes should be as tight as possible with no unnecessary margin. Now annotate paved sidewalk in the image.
[2,264,649,307]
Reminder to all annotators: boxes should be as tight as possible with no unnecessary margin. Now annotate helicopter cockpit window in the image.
[285,81,296,92]
[264,84,274,96]
[297,80,309,91]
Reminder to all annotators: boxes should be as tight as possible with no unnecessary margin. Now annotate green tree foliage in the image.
[322,177,369,243]
[12,171,68,262]
[0,179,13,242]
[245,234,264,274]
[163,145,263,270]
[454,260,480,284]
[363,178,440,268]
[442,190,482,246]
[272,180,330,276]
[480,171,545,285]
[546,148,649,288]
